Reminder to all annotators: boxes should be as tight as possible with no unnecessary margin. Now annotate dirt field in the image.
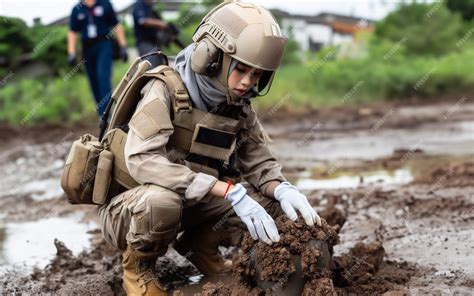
[0,99,472,295]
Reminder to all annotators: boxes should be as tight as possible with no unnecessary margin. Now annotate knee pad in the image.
[129,188,183,252]
[146,194,183,234]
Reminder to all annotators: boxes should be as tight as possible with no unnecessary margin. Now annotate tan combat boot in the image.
[122,245,167,296]
[173,222,233,275]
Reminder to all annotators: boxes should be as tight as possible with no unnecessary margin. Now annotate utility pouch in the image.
[61,134,103,204]
[103,128,141,190]
[92,149,114,205]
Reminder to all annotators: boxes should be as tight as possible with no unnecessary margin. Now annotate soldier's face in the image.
[228,62,263,97]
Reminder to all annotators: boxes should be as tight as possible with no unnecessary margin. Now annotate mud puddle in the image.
[0,213,97,273]
[0,141,68,200]
[269,120,474,167]
[0,100,473,294]
[296,168,413,190]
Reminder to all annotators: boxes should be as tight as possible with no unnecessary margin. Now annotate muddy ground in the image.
[0,99,472,295]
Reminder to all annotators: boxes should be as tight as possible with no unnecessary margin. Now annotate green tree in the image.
[202,0,222,9]
[446,0,474,21]
[375,2,465,56]
[0,17,33,69]
[30,25,69,75]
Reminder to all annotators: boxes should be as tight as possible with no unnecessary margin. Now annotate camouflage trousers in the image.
[98,182,283,253]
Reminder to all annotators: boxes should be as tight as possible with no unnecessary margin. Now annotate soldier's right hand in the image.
[226,183,280,245]
[68,54,77,67]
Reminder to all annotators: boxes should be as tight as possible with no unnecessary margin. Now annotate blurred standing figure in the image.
[133,0,169,66]
[67,0,128,117]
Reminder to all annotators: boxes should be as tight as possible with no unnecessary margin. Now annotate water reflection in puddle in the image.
[297,168,413,191]
[1,178,64,202]
[23,179,64,201]
[188,274,204,284]
[0,214,96,272]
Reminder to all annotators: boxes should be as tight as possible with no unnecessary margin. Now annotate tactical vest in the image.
[62,56,253,205]
[98,57,250,197]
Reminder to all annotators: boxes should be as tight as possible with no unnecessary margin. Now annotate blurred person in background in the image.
[133,0,169,66]
[67,0,128,117]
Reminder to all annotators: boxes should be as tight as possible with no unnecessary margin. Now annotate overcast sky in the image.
[0,0,434,25]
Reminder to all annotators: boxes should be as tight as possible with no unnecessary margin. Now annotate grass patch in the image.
[255,46,474,111]
[1,46,473,125]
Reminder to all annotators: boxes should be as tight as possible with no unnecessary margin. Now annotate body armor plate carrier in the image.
[61,54,247,205]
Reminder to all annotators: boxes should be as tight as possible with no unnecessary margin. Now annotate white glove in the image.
[226,183,280,245]
[274,182,322,227]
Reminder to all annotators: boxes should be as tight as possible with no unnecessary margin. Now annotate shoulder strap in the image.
[101,53,193,143]
[100,58,152,140]
[104,64,191,138]
[141,66,192,116]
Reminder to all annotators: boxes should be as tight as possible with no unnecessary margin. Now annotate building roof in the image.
[274,9,375,35]
[318,12,374,25]
[274,9,374,25]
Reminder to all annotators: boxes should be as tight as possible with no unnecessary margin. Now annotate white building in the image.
[276,11,374,52]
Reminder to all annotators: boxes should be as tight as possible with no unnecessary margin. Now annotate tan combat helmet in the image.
[190,0,288,101]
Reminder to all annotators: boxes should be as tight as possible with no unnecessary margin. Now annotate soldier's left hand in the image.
[120,47,128,62]
[67,54,77,67]
[274,182,322,227]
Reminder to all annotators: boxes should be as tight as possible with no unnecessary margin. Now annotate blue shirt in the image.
[133,0,162,42]
[69,0,119,40]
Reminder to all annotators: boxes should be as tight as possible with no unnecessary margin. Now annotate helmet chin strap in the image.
[215,54,244,105]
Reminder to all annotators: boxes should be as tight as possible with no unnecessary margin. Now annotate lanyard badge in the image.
[87,8,98,38]
[87,24,98,38]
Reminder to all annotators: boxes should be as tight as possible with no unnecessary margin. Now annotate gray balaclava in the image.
[174,44,257,112]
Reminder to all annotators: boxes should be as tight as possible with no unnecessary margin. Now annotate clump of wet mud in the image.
[185,216,337,295]
[236,216,337,285]
[1,235,204,295]
[194,216,415,295]
[331,241,386,292]
[1,237,125,295]
[318,195,347,229]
